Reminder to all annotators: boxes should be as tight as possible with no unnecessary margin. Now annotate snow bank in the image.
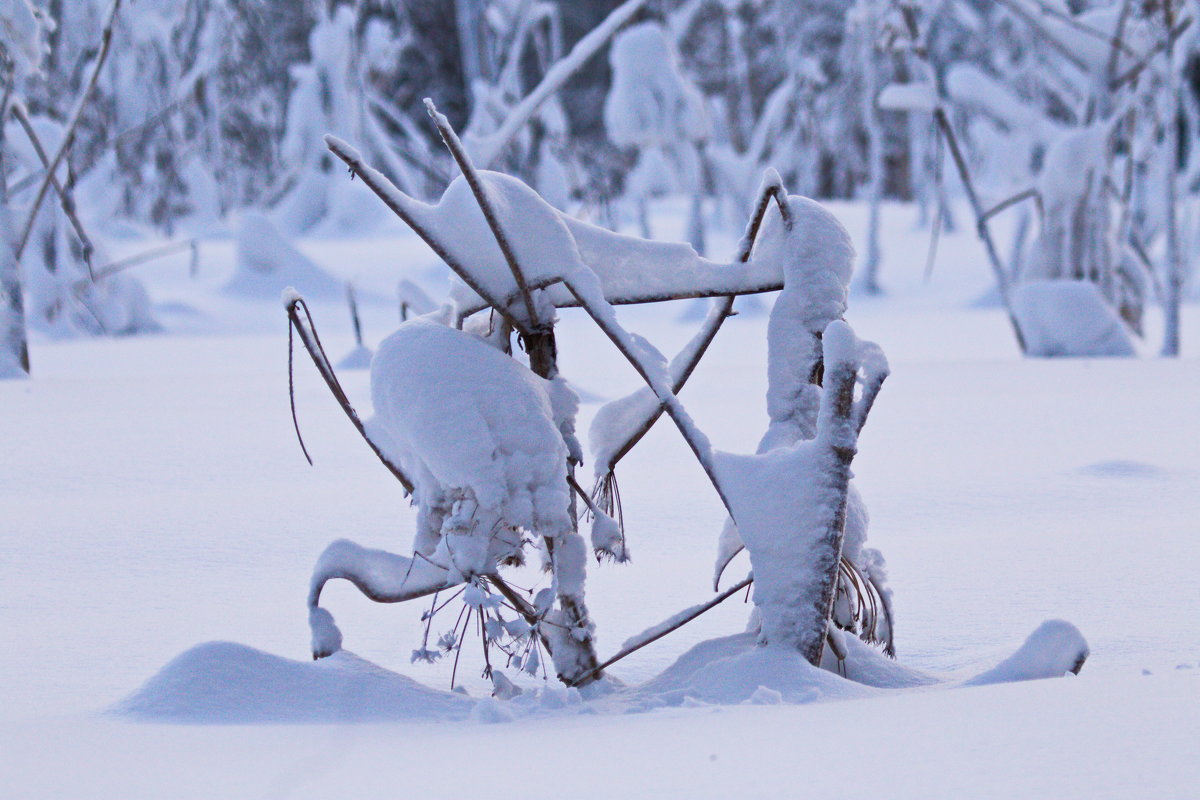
[1011,280,1135,357]
[115,642,472,723]
[223,212,344,300]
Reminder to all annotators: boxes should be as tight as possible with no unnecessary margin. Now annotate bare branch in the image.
[285,294,415,494]
[16,0,122,261]
[10,102,97,279]
[980,187,1042,228]
[567,574,754,686]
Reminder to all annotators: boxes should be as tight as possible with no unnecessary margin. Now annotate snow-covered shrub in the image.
[295,108,909,692]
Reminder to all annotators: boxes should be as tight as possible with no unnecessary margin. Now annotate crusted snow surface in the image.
[1012,280,1136,357]
[368,318,571,576]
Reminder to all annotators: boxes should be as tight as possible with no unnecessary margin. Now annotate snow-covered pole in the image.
[424,101,603,684]
[15,0,121,262]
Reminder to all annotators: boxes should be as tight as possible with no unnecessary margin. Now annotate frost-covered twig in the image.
[15,0,121,262]
[469,0,652,167]
[426,99,542,331]
[284,292,415,493]
[324,135,529,335]
[10,102,97,279]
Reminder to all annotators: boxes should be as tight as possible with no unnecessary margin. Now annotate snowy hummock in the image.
[1011,281,1136,357]
[116,642,472,723]
[115,616,1090,725]
[224,211,344,300]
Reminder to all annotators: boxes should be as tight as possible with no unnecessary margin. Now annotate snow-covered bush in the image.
[291,104,917,692]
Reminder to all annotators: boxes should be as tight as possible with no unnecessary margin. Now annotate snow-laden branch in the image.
[467,0,652,168]
[307,539,455,658]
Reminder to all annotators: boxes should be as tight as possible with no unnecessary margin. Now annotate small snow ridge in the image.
[1076,460,1166,479]
[115,642,471,723]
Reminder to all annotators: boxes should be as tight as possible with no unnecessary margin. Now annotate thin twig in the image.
[567,574,754,686]
[599,175,792,474]
[932,108,1027,353]
[1112,17,1193,89]
[980,187,1041,227]
[81,239,196,285]
[562,279,735,518]
[16,0,122,261]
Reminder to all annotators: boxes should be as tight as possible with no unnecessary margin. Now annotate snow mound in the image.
[115,642,471,723]
[964,620,1089,685]
[632,634,873,707]
[1076,460,1167,479]
[1012,280,1135,358]
[223,212,344,300]
[336,344,373,370]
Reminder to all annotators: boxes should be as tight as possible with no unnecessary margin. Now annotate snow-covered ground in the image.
[2,199,1198,797]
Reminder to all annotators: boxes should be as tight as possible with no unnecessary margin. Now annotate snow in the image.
[2,199,1199,797]
[116,642,472,723]
[877,82,939,113]
[367,319,572,574]
[1012,280,1136,357]
[226,212,344,300]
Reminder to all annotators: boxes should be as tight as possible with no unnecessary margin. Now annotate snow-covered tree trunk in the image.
[0,204,29,378]
[1161,0,1183,357]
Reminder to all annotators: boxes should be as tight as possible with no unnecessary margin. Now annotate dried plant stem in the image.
[10,102,97,279]
[85,239,196,284]
[600,176,793,474]
[285,294,415,493]
[426,99,541,331]
[16,0,122,262]
[932,108,1027,353]
[567,574,754,686]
